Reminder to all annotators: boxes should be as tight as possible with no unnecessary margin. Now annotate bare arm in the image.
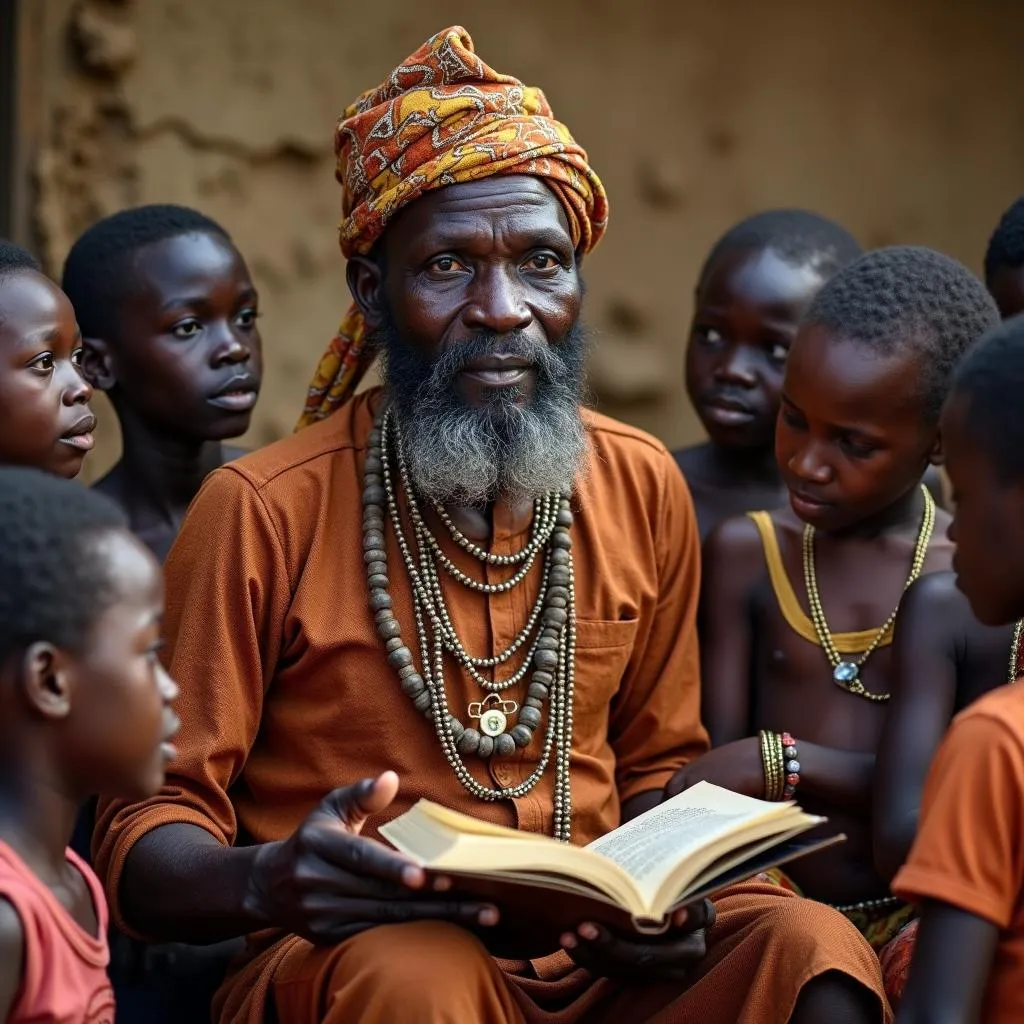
[120,823,265,943]
[874,575,959,881]
[785,742,875,808]
[898,902,998,1024]
[700,517,763,747]
[119,777,494,948]
[0,898,23,1021]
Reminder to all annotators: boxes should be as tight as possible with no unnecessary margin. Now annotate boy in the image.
[62,204,263,561]
[666,247,998,971]
[984,194,1024,319]
[894,315,1024,1023]
[673,210,943,540]
[0,240,95,477]
[0,467,178,1022]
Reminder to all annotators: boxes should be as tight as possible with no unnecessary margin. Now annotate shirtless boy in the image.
[0,241,95,477]
[674,209,863,540]
[62,205,263,561]
[667,247,998,966]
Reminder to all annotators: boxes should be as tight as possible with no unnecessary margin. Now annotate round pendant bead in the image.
[477,735,495,759]
[833,662,859,683]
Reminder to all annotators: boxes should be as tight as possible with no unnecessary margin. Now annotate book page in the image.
[586,782,785,889]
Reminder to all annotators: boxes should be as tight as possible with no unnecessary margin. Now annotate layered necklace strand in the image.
[363,407,576,841]
[803,484,936,703]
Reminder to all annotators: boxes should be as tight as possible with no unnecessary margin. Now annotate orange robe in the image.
[94,389,889,1023]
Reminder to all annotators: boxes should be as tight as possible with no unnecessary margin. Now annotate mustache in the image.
[408,330,569,398]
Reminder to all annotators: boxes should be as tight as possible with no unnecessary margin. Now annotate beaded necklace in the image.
[1009,621,1024,683]
[803,485,936,703]
[362,408,575,841]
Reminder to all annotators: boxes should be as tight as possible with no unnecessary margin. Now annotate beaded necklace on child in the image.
[802,484,937,703]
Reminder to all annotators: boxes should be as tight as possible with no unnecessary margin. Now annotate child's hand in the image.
[664,737,765,800]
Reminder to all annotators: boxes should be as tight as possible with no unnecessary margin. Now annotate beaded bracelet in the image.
[759,730,785,801]
[781,732,801,800]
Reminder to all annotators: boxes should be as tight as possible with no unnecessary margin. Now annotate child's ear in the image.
[81,336,116,391]
[928,431,944,467]
[20,643,73,720]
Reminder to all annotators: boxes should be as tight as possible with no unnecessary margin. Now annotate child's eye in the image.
[841,437,877,458]
[71,348,84,368]
[769,343,789,364]
[695,327,724,347]
[236,308,258,329]
[780,408,805,429]
[172,319,202,340]
[29,353,54,372]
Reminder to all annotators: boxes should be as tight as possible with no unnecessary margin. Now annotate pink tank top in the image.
[0,839,114,1023]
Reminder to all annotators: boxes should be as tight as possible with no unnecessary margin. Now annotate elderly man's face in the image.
[376,175,583,409]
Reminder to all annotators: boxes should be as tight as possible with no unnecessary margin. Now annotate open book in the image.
[381,782,842,935]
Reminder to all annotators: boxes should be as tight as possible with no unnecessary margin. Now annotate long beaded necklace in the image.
[803,484,936,702]
[1009,621,1024,683]
[362,407,576,841]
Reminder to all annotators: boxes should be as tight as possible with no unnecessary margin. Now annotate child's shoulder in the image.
[0,897,23,1015]
[954,679,1024,743]
[702,508,796,587]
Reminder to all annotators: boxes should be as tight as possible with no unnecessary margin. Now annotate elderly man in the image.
[95,27,889,1024]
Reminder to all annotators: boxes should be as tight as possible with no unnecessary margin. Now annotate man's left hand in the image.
[664,736,764,801]
[560,899,715,982]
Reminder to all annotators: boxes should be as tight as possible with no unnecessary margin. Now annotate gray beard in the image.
[377,321,590,507]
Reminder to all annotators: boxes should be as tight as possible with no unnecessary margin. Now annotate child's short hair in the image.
[61,204,231,341]
[0,239,41,278]
[697,209,862,289]
[949,314,1024,483]
[804,245,999,422]
[0,467,128,663]
[984,196,1024,284]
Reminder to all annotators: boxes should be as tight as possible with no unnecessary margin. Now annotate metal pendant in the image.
[833,662,859,684]
[468,693,518,738]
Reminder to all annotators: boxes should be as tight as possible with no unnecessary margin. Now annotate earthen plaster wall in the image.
[22,0,1024,480]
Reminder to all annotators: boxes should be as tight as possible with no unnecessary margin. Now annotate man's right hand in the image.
[243,771,499,944]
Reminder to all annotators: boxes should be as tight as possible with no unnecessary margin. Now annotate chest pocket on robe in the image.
[571,618,639,727]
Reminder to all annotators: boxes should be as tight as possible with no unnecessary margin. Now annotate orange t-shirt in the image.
[94,389,707,936]
[893,680,1024,1021]
[0,840,114,1023]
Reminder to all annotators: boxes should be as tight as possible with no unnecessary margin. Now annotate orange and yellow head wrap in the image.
[296,25,608,429]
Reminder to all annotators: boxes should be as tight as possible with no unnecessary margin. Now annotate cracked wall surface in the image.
[26,0,1024,480]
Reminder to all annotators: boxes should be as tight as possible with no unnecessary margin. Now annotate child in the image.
[666,247,998,981]
[894,315,1024,1022]
[0,467,178,1022]
[984,194,1024,319]
[677,210,915,540]
[0,240,95,478]
[62,205,263,561]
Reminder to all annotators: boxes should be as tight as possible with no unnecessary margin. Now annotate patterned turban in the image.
[296,25,609,429]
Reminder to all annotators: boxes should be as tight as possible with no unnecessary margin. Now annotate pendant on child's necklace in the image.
[468,693,519,738]
[833,662,859,684]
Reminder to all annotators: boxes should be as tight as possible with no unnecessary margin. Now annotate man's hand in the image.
[560,900,715,982]
[244,771,499,944]
[664,737,764,801]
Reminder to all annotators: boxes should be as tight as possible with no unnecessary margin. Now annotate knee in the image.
[337,920,494,991]
[756,896,879,971]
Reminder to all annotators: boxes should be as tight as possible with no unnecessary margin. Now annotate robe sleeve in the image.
[93,464,292,931]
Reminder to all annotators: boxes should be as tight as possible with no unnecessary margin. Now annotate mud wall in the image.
[23,0,1024,480]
